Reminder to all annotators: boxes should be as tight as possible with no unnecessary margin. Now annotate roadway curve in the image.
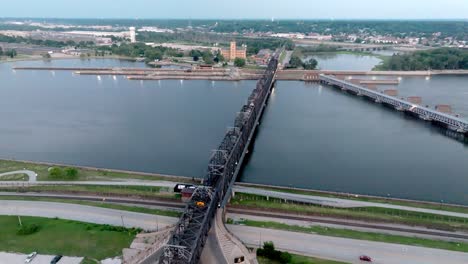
[0,170,37,182]
[229,225,468,264]
[0,200,177,230]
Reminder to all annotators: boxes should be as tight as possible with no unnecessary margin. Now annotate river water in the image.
[2,57,468,204]
[1,59,254,177]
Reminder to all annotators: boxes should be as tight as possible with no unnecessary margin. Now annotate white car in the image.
[25,252,37,263]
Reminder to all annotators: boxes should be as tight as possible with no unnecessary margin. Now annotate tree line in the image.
[0,34,93,48]
[375,48,468,71]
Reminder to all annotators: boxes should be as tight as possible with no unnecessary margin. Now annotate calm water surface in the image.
[305,53,382,71]
[241,81,468,205]
[1,59,254,177]
[3,58,468,204]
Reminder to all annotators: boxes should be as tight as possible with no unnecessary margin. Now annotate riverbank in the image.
[1,158,468,210]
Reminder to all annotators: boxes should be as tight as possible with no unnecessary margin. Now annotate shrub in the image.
[280,251,292,264]
[64,167,79,179]
[17,224,40,235]
[48,167,63,179]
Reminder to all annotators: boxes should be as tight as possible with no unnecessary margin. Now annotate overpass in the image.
[320,75,468,134]
[149,52,280,264]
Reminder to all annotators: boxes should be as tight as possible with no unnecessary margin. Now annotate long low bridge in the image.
[142,52,280,264]
[320,75,468,134]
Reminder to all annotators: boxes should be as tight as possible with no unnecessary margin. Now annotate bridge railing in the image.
[320,74,468,133]
[157,51,280,264]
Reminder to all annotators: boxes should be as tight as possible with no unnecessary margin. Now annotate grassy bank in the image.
[0,159,196,182]
[237,184,468,215]
[0,173,28,181]
[0,184,180,200]
[231,193,468,232]
[258,254,348,264]
[0,216,138,260]
[233,218,468,253]
[0,196,182,218]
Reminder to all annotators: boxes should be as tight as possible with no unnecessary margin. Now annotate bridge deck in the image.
[320,75,468,133]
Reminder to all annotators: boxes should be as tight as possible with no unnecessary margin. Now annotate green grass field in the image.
[258,254,348,264]
[0,173,28,181]
[0,216,137,260]
[0,196,182,218]
[236,184,468,216]
[0,159,197,182]
[0,184,180,200]
[235,219,468,253]
[231,193,468,232]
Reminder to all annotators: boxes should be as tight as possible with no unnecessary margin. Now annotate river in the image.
[2,57,468,205]
[1,59,254,177]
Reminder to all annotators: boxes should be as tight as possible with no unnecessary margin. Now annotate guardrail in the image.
[320,74,468,133]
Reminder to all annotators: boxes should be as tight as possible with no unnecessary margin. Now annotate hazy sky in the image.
[1,0,468,19]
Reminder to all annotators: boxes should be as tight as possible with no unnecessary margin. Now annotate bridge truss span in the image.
[156,51,280,264]
[320,74,468,134]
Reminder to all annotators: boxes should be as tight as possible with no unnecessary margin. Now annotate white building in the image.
[129,27,136,43]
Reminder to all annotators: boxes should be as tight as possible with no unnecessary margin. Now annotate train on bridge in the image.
[153,52,280,264]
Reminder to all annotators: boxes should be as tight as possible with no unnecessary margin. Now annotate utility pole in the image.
[121,215,125,227]
[16,207,22,226]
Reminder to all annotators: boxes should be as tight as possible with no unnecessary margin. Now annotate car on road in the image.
[359,255,372,262]
[50,255,62,264]
[25,252,37,263]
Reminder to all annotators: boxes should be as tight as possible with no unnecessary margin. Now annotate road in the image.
[2,170,468,219]
[0,253,82,264]
[233,186,468,219]
[227,212,468,242]
[0,200,177,230]
[229,225,468,264]
[0,170,37,182]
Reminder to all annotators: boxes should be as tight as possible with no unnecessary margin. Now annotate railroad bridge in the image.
[144,52,280,264]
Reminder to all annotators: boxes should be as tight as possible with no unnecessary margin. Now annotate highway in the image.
[228,225,468,264]
[234,186,468,219]
[0,200,177,230]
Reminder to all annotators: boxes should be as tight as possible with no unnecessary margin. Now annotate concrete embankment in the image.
[12,66,468,81]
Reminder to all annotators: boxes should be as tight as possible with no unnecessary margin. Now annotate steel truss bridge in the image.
[155,52,280,264]
[320,74,468,134]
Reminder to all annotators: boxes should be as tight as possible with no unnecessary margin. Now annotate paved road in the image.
[233,186,468,219]
[229,225,468,264]
[228,212,468,242]
[0,252,82,264]
[0,170,37,182]
[0,200,177,230]
[280,50,293,67]
[2,170,468,219]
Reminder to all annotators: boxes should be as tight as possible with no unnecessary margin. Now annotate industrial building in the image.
[220,41,247,61]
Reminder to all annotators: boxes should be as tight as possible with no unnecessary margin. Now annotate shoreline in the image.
[1,158,466,208]
[0,158,199,183]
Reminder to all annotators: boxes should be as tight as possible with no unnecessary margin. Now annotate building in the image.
[129,27,136,43]
[220,41,247,61]
[252,49,272,66]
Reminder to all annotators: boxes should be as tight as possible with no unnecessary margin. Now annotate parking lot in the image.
[0,252,83,264]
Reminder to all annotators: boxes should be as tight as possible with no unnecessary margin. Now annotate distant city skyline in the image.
[1,0,467,20]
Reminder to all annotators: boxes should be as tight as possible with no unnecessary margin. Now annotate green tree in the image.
[5,49,17,58]
[49,167,63,179]
[234,57,246,67]
[288,55,303,68]
[303,58,318,70]
[0,46,3,56]
[65,167,79,179]
[202,50,214,64]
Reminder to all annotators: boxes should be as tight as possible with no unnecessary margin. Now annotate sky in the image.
[1,0,467,19]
